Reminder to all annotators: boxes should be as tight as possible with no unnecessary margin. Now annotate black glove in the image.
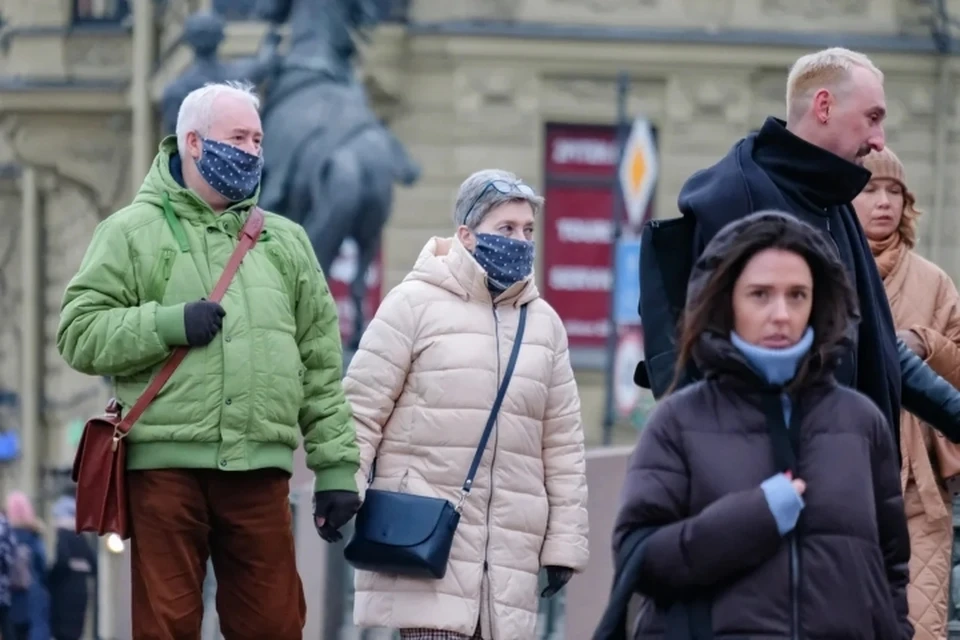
[183,299,226,347]
[540,566,574,598]
[314,490,361,543]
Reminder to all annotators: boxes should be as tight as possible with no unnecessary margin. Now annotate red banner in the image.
[542,124,618,349]
[325,239,383,345]
[542,184,614,348]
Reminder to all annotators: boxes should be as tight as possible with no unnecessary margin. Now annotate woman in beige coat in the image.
[854,147,960,640]
[343,168,590,640]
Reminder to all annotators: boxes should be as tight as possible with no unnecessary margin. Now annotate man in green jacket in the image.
[56,81,360,639]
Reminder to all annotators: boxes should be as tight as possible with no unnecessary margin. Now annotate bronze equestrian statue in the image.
[255,0,420,348]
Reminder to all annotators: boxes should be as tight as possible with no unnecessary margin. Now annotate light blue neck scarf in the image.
[730,327,815,386]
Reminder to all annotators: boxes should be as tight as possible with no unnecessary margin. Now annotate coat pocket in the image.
[145,247,177,303]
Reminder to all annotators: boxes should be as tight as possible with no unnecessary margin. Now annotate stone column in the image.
[131,0,157,193]
[18,166,41,500]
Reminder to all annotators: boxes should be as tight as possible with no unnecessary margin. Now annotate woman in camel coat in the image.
[343,168,589,639]
[855,147,960,640]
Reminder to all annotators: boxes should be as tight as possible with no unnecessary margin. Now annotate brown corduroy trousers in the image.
[128,468,306,640]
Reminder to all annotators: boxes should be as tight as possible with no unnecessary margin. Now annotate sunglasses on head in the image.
[464,179,537,220]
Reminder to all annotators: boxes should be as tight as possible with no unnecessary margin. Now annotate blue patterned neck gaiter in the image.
[195,138,263,202]
[473,233,535,292]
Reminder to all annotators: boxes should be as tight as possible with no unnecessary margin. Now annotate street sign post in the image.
[618,118,658,227]
[603,77,661,445]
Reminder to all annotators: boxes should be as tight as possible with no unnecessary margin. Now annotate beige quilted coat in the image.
[344,236,590,639]
[874,235,960,640]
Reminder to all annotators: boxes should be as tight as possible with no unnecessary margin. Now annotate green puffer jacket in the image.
[56,137,358,492]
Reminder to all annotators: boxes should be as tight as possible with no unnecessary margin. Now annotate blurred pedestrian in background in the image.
[6,491,49,640]
[47,491,96,640]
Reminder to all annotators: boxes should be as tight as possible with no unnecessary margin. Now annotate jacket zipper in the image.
[480,303,502,640]
[159,249,175,285]
[824,216,842,257]
[783,392,801,640]
[790,535,800,640]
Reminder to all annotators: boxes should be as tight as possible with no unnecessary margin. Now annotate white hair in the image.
[175,81,261,155]
[785,47,883,123]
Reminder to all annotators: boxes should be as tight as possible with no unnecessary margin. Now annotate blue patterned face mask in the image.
[473,233,535,292]
[195,138,263,202]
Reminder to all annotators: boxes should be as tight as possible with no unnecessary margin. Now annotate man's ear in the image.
[813,89,832,125]
[456,225,475,252]
[185,131,204,160]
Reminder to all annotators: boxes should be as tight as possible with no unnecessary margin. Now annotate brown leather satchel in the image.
[71,208,266,539]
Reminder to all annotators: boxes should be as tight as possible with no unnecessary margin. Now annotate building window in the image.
[73,0,130,23]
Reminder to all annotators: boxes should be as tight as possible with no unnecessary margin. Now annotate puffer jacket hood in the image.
[404,235,540,307]
[684,210,860,389]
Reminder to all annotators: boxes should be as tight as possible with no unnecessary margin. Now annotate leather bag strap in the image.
[116,207,266,434]
[457,304,528,507]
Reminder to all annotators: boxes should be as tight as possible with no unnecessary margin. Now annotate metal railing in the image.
[72,0,130,25]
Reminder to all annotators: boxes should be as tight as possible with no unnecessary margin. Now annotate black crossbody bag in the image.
[344,304,528,580]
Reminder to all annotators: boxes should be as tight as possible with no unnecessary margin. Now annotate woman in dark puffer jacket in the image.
[614,211,912,639]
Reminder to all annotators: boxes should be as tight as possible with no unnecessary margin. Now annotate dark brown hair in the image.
[668,211,859,394]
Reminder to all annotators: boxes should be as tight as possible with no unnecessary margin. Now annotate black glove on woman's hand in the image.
[313,490,361,543]
[183,299,225,347]
[541,565,574,598]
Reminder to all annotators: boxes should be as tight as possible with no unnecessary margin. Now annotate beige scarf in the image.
[869,232,906,280]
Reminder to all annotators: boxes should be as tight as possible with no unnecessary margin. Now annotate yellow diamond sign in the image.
[618,118,658,225]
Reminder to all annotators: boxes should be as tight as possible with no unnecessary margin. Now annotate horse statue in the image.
[254,0,421,348]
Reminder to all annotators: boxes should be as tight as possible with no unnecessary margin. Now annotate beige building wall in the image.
[0,0,957,633]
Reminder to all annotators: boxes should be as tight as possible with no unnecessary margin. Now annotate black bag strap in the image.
[456,304,528,512]
[761,394,798,474]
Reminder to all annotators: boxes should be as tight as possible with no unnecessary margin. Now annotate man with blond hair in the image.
[56,81,362,638]
[641,48,960,490]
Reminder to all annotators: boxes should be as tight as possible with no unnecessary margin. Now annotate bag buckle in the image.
[455,489,468,513]
[111,425,128,452]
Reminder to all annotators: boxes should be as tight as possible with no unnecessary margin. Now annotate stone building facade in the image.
[2,0,960,635]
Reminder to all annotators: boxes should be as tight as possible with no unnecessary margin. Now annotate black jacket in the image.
[639,117,960,447]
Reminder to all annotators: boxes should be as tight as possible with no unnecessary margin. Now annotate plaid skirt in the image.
[399,622,483,639]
